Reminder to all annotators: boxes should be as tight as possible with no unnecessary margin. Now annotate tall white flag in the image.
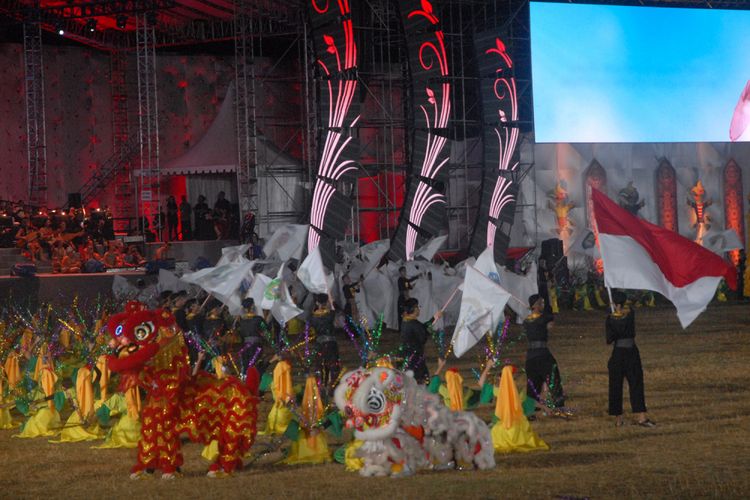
[216,243,252,267]
[348,239,390,278]
[410,234,448,261]
[269,263,303,326]
[297,246,333,294]
[451,265,511,358]
[262,224,309,261]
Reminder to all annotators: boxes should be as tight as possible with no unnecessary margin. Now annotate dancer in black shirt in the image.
[524,294,565,409]
[400,298,442,384]
[606,290,655,427]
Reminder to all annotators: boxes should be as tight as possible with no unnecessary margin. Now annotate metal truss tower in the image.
[23,7,48,208]
[135,12,160,240]
[233,0,258,225]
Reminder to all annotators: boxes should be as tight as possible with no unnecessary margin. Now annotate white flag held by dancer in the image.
[262,224,309,262]
[216,243,252,267]
[410,234,448,261]
[297,246,333,294]
[451,265,511,358]
[270,263,303,326]
[498,261,538,321]
[348,239,390,278]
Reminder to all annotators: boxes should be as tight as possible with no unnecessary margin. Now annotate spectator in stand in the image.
[167,195,179,241]
[124,245,146,267]
[155,241,171,261]
[179,196,192,240]
[241,211,256,244]
[194,195,210,240]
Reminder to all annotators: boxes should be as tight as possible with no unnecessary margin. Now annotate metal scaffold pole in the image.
[136,11,160,242]
[23,5,48,208]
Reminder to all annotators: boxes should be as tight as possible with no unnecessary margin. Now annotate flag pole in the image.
[589,186,615,313]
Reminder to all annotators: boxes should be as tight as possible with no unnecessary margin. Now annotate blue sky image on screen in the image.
[530,2,750,143]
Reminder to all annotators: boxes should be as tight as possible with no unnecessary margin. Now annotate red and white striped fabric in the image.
[592,188,736,328]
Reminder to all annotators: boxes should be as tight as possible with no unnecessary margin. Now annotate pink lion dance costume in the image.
[107,308,258,479]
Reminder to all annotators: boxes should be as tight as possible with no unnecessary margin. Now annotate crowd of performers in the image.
[0,253,679,478]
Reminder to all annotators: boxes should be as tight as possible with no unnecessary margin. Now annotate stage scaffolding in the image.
[135,12,161,241]
[22,5,48,208]
[7,0,539,253]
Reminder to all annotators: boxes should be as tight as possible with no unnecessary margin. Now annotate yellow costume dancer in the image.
[52,366,104,443]
[94,388,142,449]
[261,360,294,435]
[1,353,22,429]
[442,369,465,411]
[15,363,62,438]
[548,286,560,314]
[283,375,331,465]
[491,365,549,453]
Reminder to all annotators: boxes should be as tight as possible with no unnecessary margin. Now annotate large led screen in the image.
[530,2,750,143]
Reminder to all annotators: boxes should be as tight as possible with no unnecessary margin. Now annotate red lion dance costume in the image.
[107,308,258,479]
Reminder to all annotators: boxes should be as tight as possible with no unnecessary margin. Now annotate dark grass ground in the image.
[1,302,749,499]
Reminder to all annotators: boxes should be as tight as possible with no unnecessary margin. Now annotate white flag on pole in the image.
[451,265,512,358]
[349,239,390,278]
[297,246,334,294]
[269,263,303,326]
[262,224,309,262]
[410,234,448,261]
[703,229,744,255]
[216,243,252,267]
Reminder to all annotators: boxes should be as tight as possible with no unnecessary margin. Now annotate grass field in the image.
[1,303,749,499]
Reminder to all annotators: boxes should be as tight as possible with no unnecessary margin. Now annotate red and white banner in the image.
[592,188,736,328]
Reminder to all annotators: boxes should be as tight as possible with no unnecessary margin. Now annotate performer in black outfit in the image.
[400,298,442,384]
[397,266,419,329]
[237,298,268,374]
[606,290,655,427]
[311,293,339,390]
[342,274,361,321]
[524,294,565,409]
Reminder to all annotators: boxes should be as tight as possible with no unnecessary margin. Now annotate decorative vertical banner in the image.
[656,159,678,232]
[307,0,361,267]
[583,160,607,230]
[723,160,745,265]
[469,33,520,264]
[390,0,451,261]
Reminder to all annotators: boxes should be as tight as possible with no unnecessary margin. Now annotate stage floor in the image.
[0,270,156,309]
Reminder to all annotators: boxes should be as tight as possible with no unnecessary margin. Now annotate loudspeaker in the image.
[68,193,82,209]
[541,238,563,263]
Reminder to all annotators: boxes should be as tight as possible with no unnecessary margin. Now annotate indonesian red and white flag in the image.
[592,188,736,328]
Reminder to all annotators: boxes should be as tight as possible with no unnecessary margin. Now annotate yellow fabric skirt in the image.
[260,402,293,436]
[344,440,364,471]
[50,412,104,443]
[201,440,220,462]
[93,414,141,449]
[0,406,18,429]
[282,430,331,465]
[491,417,549,453]
[14,407,62,438]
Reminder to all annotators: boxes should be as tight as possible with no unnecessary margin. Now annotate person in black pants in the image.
[397,266,419,329]
[524,294,565,410]
[606,290,655,428]
[400,298,443,384]
[237,298,268,374]
[311,293,339,391]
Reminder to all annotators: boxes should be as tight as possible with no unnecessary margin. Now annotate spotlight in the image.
[55,21,64,35]
[116,15,127,30]
[86,18,97,33]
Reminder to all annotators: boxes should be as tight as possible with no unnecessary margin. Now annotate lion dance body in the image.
[334,367,495,477]
[106,308,258,479]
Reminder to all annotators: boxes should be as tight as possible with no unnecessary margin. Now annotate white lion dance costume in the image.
[334,367,495,476]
